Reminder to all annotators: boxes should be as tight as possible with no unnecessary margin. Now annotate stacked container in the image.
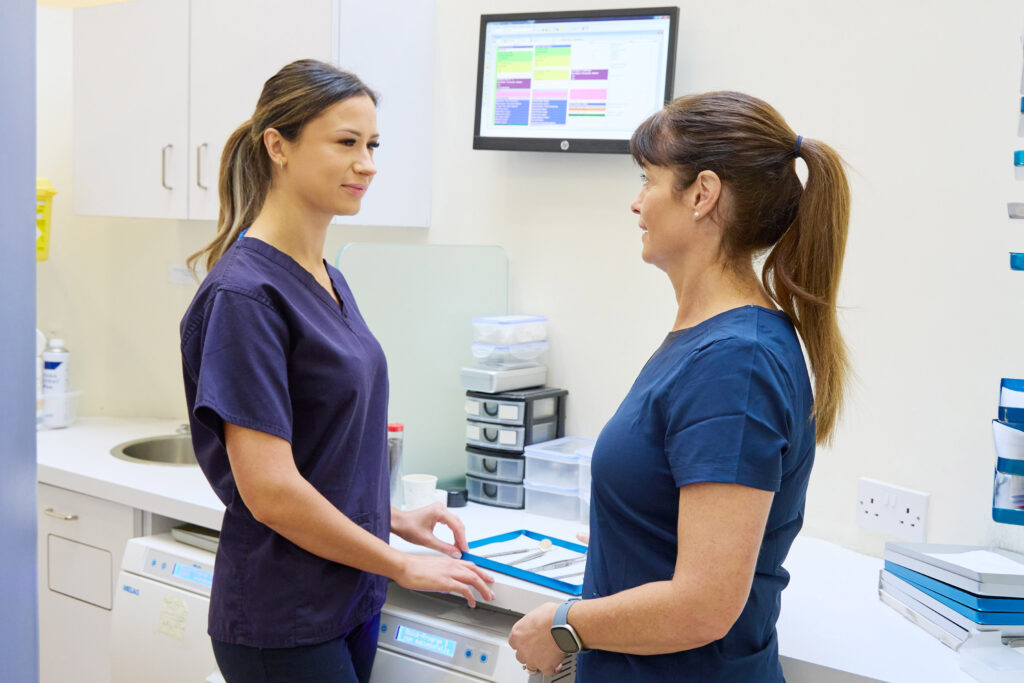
[462,315,569,508]
[522,437,595,520]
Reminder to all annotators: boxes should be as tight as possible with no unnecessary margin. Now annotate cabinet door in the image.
[37,483,140,683]
[188,0,337,220]
[72,0,189,219]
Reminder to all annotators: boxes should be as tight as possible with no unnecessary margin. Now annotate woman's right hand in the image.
[395,555,496,607]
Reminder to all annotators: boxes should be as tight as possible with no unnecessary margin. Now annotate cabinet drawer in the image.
[39,484,138,547]
[465,417,560,452]
[465,387,567,426]
[466,448,525,483]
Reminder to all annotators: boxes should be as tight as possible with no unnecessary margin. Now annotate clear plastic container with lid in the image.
[576,443,595,496]
[524,436,595,489]
[471,341,549,368]
[472,315,548,345]
[524,480,580,520]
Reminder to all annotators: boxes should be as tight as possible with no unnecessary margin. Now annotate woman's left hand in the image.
[508,602,567,677]
[391,503,468,558]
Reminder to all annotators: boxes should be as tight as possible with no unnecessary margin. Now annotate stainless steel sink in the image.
[110,434,198,465]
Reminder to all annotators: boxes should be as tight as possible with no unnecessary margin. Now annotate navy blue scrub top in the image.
[579,306,815,682]
[180,237,390,648]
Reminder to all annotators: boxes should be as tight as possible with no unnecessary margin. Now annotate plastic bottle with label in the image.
[41,334,70,428]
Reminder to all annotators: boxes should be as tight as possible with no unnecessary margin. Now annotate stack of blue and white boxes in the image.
[880,542,1024,650]
[994,378,1024,524]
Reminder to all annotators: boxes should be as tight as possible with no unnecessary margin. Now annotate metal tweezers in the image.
[526,555,587,572]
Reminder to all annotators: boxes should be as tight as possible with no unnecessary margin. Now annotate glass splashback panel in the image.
[336,244,509,488]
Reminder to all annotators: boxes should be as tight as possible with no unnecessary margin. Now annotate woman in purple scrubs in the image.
[180,60,494,683]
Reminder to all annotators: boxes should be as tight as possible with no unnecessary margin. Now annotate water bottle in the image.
[387,423,405,506]
[42,335,70,428]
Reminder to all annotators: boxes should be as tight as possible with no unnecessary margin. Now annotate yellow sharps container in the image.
[36,178,57,262]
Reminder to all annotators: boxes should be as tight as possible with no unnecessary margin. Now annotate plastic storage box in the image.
[471,341,549,368]
[466,474,524,509]
[524,480,580,520]
[524,437,596,489]
[580,489,591,526]
[472,315,548,345]
[466,447,525,484]
[465,387,567,426]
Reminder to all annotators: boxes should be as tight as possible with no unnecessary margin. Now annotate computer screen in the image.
[473,7,678,154]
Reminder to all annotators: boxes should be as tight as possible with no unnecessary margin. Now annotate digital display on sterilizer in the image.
[394,625,457,658]
[171,562,213,587]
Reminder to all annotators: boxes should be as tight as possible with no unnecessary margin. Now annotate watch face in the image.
[551,626,581,654]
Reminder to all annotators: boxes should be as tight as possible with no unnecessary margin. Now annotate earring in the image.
[694,211,700,218]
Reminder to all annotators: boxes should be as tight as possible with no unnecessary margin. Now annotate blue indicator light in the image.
[150,559,156,566]
[161,562,167,570]
[481,653,488,663]
[465,649,472,658]
[380,624,387,633]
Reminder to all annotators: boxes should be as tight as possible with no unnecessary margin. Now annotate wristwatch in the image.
[550,599,588,654]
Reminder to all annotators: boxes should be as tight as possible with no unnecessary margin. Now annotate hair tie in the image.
[794,135,804,158]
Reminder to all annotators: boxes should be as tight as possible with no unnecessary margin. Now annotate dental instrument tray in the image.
[462,529,587,596]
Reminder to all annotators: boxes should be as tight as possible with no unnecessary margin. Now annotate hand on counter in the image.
[394,554,496,608]
[509,602,566,676]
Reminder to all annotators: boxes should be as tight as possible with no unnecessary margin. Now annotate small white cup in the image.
[402,474,438,510]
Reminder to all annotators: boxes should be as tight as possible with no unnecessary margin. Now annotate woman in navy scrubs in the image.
[180,60,494,683]
[509,91,851,681]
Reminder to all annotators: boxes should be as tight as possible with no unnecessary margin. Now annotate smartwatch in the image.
[550,599,588,654]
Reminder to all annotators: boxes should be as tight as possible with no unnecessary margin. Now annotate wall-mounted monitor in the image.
[473,7,678,154]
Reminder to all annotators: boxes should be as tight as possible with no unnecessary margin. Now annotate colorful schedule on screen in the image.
[474,8,677,153]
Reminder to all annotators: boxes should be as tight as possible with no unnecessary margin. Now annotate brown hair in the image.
[630,91,850,445]
[187,59,377,274]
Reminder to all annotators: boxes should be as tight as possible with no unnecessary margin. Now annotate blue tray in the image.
[885,561,1024,612]
[463,529,587,596]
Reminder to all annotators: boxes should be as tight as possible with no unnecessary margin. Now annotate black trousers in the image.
[212,613,381,683]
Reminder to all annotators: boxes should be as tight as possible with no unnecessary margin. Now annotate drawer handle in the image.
[482,483,498,498]
[482,427,499,442]
[161,144,173,189]
[482,458,499,473]
[483,402,500,417]
[44,508,78,521]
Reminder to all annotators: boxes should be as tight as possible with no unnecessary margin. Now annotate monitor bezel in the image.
[473,6,679,154]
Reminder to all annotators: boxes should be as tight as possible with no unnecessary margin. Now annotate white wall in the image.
[36,0,1024,557]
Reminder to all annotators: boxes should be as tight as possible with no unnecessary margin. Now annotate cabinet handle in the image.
[161,144,173,189]
[196,143,208,189]
[44,508,78,521]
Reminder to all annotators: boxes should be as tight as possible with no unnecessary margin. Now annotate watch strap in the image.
[553,599,578,627]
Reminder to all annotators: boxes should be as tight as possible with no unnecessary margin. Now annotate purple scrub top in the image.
[180,237,390,648]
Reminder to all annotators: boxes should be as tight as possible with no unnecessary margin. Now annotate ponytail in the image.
[186,121,271,275]
[630,91,851,445]
[762,138,850,445]
[187,59,377,275]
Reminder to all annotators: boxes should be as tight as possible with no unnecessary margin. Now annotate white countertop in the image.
[38,418,973,683]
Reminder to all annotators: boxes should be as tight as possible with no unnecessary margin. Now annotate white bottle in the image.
[42,335,70,428]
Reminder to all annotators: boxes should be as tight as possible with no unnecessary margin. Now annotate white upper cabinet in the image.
[188,0,335,220]
[73,0,335,221]
[73,0,190,219]
[73,0,431,227]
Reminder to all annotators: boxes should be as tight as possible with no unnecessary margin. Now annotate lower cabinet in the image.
[37,483,141,683]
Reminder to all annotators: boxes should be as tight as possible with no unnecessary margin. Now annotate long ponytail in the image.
[761,138,850,445]
[187,59,377,275]
[630,91,851,445]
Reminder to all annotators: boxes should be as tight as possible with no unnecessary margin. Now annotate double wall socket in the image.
[856,477,929,542]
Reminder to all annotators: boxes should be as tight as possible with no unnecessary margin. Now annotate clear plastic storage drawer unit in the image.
[524,480,580,520]
[465,387,567,427]
[524,437,596,489]
[466,474,525,509]
[466,447,525,484]
[472,315,548,345]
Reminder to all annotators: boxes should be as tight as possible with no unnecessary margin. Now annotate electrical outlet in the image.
[856,477,929,542]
